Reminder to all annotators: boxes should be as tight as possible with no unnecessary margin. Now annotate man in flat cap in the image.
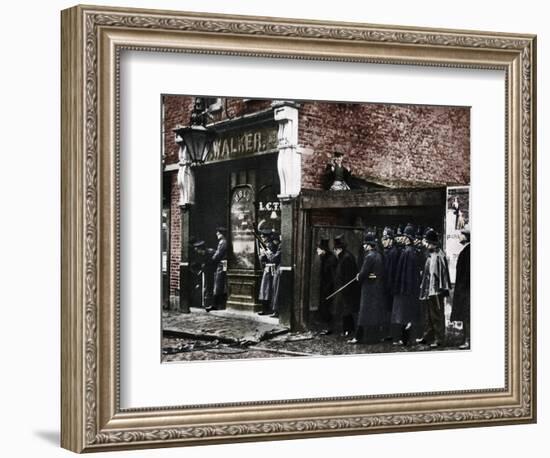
[206,227,228,311]
[325,150,352,191]
[450,225,471,349]
[418,229,451,347]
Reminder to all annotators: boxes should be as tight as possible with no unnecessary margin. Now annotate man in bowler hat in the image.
[316,238,338,334]
[349,232,385,344]
[332,234,359,336]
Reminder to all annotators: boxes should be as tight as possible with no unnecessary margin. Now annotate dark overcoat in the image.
[451,243,470,322]
[211,237,227,296]
[190,248,215,307]
[332,249,359,317]
[357,249,385,327]
[392,245,422,325]
[383,245,400,309]
[258,242,278,301]
[270,246,282,312]
[319,252,338,320]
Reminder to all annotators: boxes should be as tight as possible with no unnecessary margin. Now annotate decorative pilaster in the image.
[175,139,195,207]
[273,101,301,198]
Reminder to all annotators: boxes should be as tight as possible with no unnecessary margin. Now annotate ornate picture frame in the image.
[61,4,536,453]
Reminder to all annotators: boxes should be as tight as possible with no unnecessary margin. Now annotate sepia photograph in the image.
[58,3,536,451]
[161,95,471,362]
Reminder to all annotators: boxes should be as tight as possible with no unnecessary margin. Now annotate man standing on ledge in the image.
[206,227,228,311]
[418,229,451,347]
[325,150,352,191]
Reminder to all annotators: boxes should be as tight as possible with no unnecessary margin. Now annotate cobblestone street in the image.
[162,309,465,362]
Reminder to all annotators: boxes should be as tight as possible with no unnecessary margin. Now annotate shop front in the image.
[166,96,469,332]
[174,102,301,326]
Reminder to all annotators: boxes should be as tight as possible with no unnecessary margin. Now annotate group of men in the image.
[316,224,471,349]
[189,227,228,311]
[188,226,283,317]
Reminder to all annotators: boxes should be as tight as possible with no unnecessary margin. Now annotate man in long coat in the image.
[391,224,422,345]
[207,226,228,311]
[332,234,359,336]
[381,227,400,340]
[190,240,215,309]
[316,238,338,334]
[450,226,471,349]
[349,232,385,344]
[257,230,277,315]
[418,229,451,347]
[268,233,282,318]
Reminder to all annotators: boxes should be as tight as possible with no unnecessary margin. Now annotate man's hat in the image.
[333,234,346,249]
[333,150,344,157]
[424,228,439,244]
[403,223,416,241]
[259,228,274,238]
[382,227,394,240]
[192,240,206,249]
[215,226,227,234]
[461,224,471,240]
[317,238,330,251]
[363,232,377,247]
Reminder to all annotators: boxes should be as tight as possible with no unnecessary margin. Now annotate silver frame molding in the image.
[61,4,536,453]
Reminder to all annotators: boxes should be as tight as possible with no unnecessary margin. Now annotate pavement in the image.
[162,308,467,362]
[162,308,289,344]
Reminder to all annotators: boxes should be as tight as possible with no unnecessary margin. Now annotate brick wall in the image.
[298,102,470,190]
[162,95,195,165]
[163,96,470,298]
[168,171,181,297]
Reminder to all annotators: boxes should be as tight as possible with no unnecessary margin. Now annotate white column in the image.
[175,141,195,207]
[273,103,301,198]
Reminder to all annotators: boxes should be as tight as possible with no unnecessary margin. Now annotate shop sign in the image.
[208,126,278,162]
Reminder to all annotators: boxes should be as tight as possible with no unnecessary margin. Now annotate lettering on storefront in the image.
[258,201,281,212]
[208,126,278,163]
